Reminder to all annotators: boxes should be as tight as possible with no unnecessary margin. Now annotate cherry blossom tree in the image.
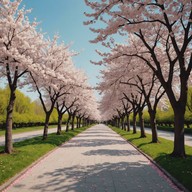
[121,98,132,132]
[55,70,87,134]
[30,36,77,140]
[55,94,78,134]
[99,91,118,124]
[78,88,100,126]
[99,86,129,130]
[98,57,147,137]
[59,70,100,131]
[85,0,192,157]
[104,41,166,142]
[0,0,45,153]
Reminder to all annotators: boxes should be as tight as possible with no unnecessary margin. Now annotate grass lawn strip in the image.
[0,125,57,137]
[111,126,192,192]
[0,125,91,189]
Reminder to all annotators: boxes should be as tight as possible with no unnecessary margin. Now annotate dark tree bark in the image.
[148,110,158,143]
[79,117,82,128]
[86,118,89,126]
[123,116,126,130]
[138,75,164,143]
[71,113,76,131]
[121,100,132,132]
[171,105,186,157]
[161,69,188,157]
[81,118,84,127]
[56,98,78,134]
[57,113,63,135]
[121,116,124,130]
[4,38,30,154]
[113,118,117,127]
[76,117,79,128]
[117,118,120,128]
[56,102,66,135]
[4,64,23,154]
[122,93,141,134]
[138,109,146,138]
[43,112,52,140]
[66,112,71,132]
[5,88,16,153]
[132,111,137,134]
[126,113,130,132]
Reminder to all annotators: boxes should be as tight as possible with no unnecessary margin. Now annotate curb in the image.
[0,127,91,192]
[110,128,189,192]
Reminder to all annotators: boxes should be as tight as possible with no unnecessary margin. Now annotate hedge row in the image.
[0,122,61,130]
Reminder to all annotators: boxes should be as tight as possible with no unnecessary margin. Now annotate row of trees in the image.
[84,0,192,157]
[0,0,100,154]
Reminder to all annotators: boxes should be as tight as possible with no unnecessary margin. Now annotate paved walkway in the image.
[4,125,180,192]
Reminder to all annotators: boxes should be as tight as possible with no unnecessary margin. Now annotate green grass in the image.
[0,125,57,136]
[0,125,91,186]
[111,126,192,191]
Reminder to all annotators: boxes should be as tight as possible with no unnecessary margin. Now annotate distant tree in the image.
[30,36,78,139]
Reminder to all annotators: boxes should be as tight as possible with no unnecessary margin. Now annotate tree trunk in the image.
[112,119,115,126]
[149,110,159,143]
[171,107,186,157]
[76,117,79,128]
[138,109,146,138]
[43,112,51,140]
[133,112,137,134]
[82,118,84,127]
[114,118,116,127]
[121,116,124,130]
[164,76,187,157]
[57,113,63,135]
[71,114,75,131]
[84,119,87,127]
[66,113,71,132]
[117,118,120,128]
[5,89,16,154]
[126,114,130,132]
[86,119,88,126]
[123,116,126,131]
[79,117,82,128]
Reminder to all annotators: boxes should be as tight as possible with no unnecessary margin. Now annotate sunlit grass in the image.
[111,126,192,191]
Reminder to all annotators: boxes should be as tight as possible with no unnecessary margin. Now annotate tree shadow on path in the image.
[12,161,177,192]
[83,149,141,156]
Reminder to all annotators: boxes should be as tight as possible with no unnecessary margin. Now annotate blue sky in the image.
[19,0,105,100]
